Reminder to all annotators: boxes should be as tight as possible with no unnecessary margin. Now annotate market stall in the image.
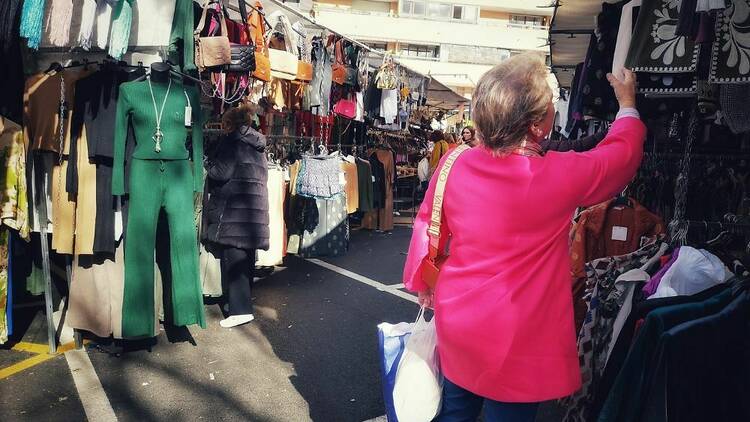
[548,1,750,421]
[0,0,467,351]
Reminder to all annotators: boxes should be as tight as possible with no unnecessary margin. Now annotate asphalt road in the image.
[0,226,564,422]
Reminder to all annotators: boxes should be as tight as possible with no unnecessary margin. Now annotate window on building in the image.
[401,2,477,23]
[401,1,426,16]
[427,3,451,19]
[509,14,547,28]
[367,42,388,52]
[400,43,440,59]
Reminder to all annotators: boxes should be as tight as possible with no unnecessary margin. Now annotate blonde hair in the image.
[472,53,552,153]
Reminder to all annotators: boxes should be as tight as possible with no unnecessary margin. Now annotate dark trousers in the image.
[220,247,255,316]
[437,377,540,422]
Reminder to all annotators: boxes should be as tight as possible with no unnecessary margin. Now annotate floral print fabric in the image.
[626,0,700,73]
[711,0,750,83]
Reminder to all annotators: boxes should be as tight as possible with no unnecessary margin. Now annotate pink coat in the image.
[403,117,646,402]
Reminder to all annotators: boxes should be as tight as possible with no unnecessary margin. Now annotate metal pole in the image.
[34,154,57,354]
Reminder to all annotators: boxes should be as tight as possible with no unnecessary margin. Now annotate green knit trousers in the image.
[122,159,205,338]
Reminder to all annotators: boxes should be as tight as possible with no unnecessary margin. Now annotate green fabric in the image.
[108,0,134,60]
[121,159,205,338]
[168,0,197,72]
[26,259,44,296]
[113,79,203,195]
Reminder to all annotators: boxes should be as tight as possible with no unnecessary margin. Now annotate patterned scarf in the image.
[19,0,46,49]
[711,0,750,83]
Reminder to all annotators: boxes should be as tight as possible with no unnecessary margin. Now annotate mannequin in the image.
[149,61,171,83]
[113,63,205,338]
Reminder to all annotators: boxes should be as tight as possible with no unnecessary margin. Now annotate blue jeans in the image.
[437,378,540,422]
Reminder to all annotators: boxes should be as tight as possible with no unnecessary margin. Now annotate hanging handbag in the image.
[194,0,232,71]
[223,1,256,74]
[248,0,271,82]
[293,21,313,82]
[333,97,357,119]
[376,54,398,90]
[332,38,348,85]
[420,145,471,289]
[268,11,299,80]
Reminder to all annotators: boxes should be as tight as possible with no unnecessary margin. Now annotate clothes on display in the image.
[1,0,439,347]
[555,1,750,419]
[363,148,395,232]
[570,197,666,329]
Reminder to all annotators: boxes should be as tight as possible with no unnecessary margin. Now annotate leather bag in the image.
[420,145,471,289]
[194,0,231,71]
[248,0,271,82]
[223,1,256,74]
[376,54,398,90]
[296,61,313,81]
[267,11,299,80]
[333,98,357,119]
[331,39,349,85]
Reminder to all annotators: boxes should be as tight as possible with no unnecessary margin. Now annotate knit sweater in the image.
[113,78,203,195]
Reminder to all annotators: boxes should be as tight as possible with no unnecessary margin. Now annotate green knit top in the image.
[113,78,203,195]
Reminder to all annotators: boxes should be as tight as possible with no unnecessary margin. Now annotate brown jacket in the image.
[570,198,665,330]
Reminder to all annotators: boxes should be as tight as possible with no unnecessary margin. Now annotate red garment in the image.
[403,117,646,402]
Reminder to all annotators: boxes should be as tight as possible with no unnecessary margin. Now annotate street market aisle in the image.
[0,226,565,421]
[0,228,419,422]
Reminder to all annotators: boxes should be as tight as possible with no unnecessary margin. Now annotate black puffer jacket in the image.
[202,126,270,251]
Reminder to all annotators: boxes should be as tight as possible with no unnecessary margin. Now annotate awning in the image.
[549,0,616,88]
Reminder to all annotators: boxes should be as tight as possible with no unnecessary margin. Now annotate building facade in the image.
[302,0,554,99]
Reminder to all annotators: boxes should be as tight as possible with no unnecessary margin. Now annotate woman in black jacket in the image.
[203,106,269,328]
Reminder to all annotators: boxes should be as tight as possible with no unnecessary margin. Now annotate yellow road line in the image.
[0,353,55,380]
[11,341,50,354]
[1,341,86,380]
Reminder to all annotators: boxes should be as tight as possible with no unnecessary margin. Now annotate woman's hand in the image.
[607,69,637,109]
[418,289,434,309]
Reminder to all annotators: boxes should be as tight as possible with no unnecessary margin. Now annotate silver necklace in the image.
[147,76,172,153]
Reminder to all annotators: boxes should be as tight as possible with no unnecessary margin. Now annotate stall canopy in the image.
[549,0,618,88]
[253,0,469,111]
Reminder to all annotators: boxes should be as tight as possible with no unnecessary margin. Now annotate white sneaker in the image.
[220,314,255,328]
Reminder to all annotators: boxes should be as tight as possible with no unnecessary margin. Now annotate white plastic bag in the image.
[393,307,442,422]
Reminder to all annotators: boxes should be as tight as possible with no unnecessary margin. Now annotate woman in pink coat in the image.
[403,53,644,421]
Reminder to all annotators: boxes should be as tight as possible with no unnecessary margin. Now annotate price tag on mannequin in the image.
[184,90,192,127]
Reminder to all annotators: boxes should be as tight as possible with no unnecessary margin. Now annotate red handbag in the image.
[333,98,357,119]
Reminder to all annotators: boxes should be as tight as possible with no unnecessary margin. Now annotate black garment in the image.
[356,157,374,212]
[0,0,24,123]
[591,282,730,419]
[364,75,382,119]
[67,68,144,254]
[541,131,607,153]
[598,288,735,422]
[676,0,699,38]
[369,151,386,209]
[203,126,270,251]
[580,1,625,121]
[220,246,255,316]
[640,291,750,422]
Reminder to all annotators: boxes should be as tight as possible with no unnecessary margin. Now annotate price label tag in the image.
[184,106,192,127]
[612,226,628,242]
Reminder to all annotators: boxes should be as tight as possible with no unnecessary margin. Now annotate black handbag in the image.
[228,43,256,73]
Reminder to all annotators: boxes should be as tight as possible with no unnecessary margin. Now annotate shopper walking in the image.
[403,53,644,421]
[461,126,478,147]
[428,130,450,176]
[203,105,270,328]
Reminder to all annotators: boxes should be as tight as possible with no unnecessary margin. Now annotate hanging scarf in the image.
[45,0,74,47]
[76,0,97,50]
[19,0,46,49]
[108,0,133,60]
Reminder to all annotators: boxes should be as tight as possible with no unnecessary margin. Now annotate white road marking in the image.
[306,259,418,304]
[363,416,388,422]
[65,349,118,422]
